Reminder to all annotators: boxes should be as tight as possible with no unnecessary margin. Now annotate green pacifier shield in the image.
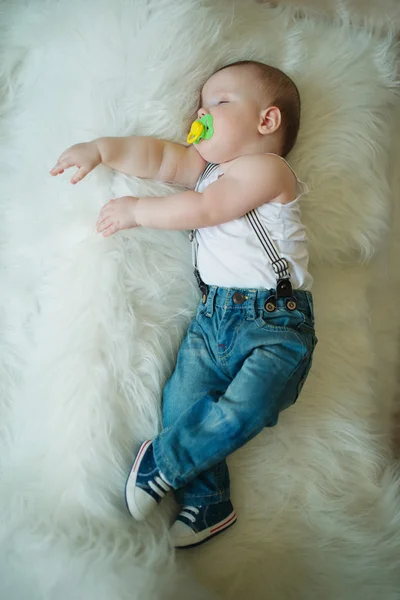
[197,114,214,142]
[187,114,214,145]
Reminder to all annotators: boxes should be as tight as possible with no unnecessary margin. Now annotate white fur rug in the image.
[1,1,400,598]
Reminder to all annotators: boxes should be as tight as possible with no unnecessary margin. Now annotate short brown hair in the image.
[217,61,301,157]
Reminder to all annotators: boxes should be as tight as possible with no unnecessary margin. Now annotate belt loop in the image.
[245,290,257,320]
[205,286,217,317]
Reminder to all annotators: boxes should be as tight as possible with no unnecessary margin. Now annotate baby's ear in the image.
[258,106,281,135]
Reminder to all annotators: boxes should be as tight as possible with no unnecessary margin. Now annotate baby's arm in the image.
[50,137,206,189]
[136,154,294,227]
[97,154,296,236]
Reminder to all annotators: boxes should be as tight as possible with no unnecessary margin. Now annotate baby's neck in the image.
[218,147,281,169]
[220,139,281,166]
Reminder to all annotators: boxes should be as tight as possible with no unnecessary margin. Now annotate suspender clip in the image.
[276,278,293,298]
[194,269,208,297]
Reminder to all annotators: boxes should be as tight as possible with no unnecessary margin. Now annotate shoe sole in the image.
[174,511,237,549]
[124,440,152,520]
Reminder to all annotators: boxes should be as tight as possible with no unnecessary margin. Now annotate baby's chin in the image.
[194,140,238,165]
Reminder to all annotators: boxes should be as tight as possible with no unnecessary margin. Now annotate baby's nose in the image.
[197,108,207,119]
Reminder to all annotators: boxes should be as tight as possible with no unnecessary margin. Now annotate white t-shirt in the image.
[194,157,313,291]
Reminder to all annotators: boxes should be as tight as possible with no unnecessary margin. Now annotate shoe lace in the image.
[180,505,200,523]
[148,476,170,499]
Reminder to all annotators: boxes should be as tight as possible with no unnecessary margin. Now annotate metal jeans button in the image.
[264,296,276,312]
[232,292,246,304]
[286,299,297,311]
[265,301,276,312]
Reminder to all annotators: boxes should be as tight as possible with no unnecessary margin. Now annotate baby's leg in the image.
[162,316,232,506]
[153,328,312,490]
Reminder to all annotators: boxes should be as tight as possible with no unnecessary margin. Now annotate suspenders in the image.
[190,163,295,305]
[244,210,294,301]
[191,163,220,297]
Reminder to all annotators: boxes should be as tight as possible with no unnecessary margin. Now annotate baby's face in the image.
[194,66,268,164]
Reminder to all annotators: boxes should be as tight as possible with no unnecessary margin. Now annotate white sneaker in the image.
[125,440,171,521]
[171,500,237,548]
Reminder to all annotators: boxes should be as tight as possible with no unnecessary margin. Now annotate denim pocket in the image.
[255,306,306,333]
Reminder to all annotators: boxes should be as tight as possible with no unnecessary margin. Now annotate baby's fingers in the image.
[97,216,116,234]
[49,163,65,176]
[102,223,120,237]
[71,166,90,185]
[96,200,115,223]
[50,156,75,176]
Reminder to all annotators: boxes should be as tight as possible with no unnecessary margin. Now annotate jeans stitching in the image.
[256,307,307,332]
[180,490,229,497]
[217,312,246,360]
[194,315,229,378]
[154,434,181,483]
[296,354,313,398]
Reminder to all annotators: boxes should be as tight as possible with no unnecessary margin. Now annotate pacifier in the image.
[187,114,214,144]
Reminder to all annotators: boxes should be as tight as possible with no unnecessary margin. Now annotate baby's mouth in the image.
[187,114,214,144]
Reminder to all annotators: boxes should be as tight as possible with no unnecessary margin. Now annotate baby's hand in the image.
[96,196,139,237]
[50,141,101,184]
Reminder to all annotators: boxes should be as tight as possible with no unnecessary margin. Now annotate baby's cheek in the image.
[226,122,245,147]
[216,117,234,141]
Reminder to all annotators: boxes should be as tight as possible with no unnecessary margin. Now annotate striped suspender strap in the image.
[190,163,220,273]
[245,209,291,280]
[195,162,220,190]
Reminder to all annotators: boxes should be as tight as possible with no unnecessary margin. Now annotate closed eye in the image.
[218,100,229,105]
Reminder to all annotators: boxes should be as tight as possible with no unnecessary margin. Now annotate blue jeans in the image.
[152,286,317,506]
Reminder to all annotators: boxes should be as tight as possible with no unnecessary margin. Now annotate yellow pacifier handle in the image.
[187,121,205,144]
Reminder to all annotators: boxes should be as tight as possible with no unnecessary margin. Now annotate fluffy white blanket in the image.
[1,1,399,598]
